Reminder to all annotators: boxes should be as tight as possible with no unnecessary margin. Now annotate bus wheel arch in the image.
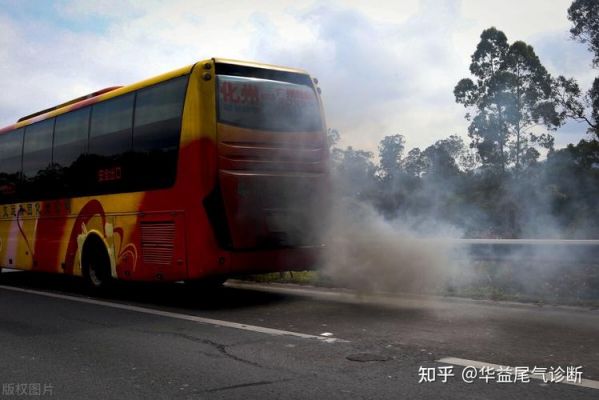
[81,233,113,290]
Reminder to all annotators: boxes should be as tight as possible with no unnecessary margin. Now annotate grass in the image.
[244,271,323,285]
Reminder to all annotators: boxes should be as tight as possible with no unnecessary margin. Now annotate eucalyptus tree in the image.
[455,28,510,172]
[331,146,376,199]
[567,0,599,135]
[569,0,599,67]
[402,148,427,178]
[455,28,563,173]
[377,134,405,181]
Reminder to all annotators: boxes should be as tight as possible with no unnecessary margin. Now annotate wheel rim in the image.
[88,263,103,287]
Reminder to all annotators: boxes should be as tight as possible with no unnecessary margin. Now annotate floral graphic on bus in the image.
[113,227,138,272]
[64,199,137,276]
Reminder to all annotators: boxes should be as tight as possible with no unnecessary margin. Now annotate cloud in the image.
[0,0,594,155]
[461,0,573,39]
[249,0,468,150]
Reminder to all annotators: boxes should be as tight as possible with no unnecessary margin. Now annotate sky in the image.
[0,0,596,155]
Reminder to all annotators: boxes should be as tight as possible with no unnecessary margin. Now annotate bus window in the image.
[53,107,90,196]
[90,93,134,158]
[0,129,23,202]
[22,119,55,200]
[132,76,187,189]
[23,119,54,180]
[217,75,322,132]
[133,76,187,153]
[54,107,90,169]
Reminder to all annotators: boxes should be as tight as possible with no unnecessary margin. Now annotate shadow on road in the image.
[0,270,289,311]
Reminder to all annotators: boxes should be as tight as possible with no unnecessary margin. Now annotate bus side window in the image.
[89,93,134,193]
[132,76,187,190]
[90,94,134,158]
[53,107,91,196]
[22,119,54,200]
[0,129,23,204]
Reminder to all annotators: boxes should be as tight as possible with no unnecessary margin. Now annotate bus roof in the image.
[0,58,310,134]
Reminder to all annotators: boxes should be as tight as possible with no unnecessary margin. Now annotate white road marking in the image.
[0,285,346,343]
[438,357,599,390]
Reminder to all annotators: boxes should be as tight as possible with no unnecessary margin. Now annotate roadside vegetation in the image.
[243,262,599,308]
[245,1,599,308]
[328,0,599,240]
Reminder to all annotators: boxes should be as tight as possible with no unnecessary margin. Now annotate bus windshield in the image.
[217,75,322,132]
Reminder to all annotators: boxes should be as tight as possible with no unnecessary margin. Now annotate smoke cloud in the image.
[314,131,599,305]
[319,194,471,295]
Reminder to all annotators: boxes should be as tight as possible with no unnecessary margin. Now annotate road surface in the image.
[0,270,598,399]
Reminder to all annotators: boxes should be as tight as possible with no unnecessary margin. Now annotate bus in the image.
[0,58,328,289]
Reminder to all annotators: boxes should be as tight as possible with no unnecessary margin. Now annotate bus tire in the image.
[81,236,113,293]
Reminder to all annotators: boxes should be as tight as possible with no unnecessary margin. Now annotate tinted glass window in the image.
[0,129,23,175]
[217,75,322,132]
[54,107,90,168]
[23,119,54,179]
[2,77,187,200]
[0,129,23,202]
[133,76,187,153]
[90,94,133,157]
[132,76,187,189]
[215,63,314,86]
[21,119,57,200]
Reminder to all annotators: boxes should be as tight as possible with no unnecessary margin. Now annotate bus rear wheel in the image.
[82,237,113,293]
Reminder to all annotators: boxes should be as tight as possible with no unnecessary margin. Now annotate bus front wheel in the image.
[82,236,113,292]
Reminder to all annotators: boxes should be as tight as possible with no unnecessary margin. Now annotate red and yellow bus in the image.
[0,58,328,289]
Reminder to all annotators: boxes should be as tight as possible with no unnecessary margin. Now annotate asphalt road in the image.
[0,270,598,399]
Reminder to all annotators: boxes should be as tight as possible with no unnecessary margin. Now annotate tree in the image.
[455,28,509,172]
[568,0,599,135]
[568,0,599,67]
[377,134,405,180]
[553,76,588,127]
[501,41,561,169]
[455,28,563,172]
[402,148,427,177]
[593,78,599,128]
[327,128,340,151]
[422,135,468,178]
[331,146,376,199]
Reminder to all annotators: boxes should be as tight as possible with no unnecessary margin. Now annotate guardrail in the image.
[451,239,599,263]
